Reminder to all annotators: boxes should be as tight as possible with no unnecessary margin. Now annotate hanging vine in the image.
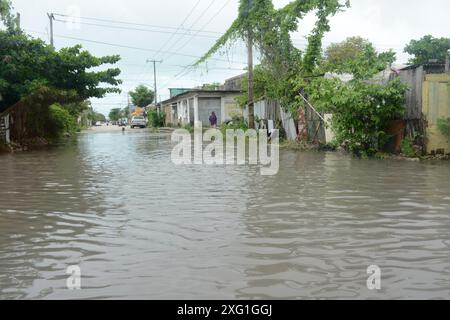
[195,0,349,111]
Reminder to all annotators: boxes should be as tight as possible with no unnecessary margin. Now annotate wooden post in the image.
[47,13,55,47]
[146,59,162,114]
[247,30,255,129]
[445,50,449,73]
[153,60,158,112]
[16,12,20,29]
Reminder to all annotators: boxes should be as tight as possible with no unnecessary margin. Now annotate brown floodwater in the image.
[1,129,450,299]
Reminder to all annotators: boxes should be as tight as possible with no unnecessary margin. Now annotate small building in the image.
[220,74,246,91]
[161,89,242,127]
[396,64,450,154]
[253,99,299,141]
[0,112,11,145]
[161,74,302,141]
[325,64,450,154]
[169,88,194,98]
[0,94,11,146]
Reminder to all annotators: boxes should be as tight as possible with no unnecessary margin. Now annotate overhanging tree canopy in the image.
[0,0,16,32]
[0,31,122,113]
[196,0,348,72]
[195,0,349,125]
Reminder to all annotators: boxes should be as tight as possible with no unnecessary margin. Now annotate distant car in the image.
[131,116,146,129]
[95,121,102,127]
[118,118,128,127]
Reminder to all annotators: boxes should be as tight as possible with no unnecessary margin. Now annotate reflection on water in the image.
[1,130,450,299]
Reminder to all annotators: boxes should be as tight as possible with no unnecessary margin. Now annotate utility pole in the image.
[446,50,450,73]
[147,59,163,112]
[127,92,132,122]
[15,12,20,29]
[47,13,55,47]
[247,29,255,129]
[243,0,255,129]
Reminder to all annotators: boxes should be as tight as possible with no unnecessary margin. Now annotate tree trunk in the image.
[247,30,255,129]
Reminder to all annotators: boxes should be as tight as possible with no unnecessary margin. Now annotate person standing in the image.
[209,112,218,128]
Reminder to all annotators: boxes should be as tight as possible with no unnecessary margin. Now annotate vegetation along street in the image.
[1,0,450,302]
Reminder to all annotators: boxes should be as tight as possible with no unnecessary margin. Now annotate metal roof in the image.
[161,89,241,105]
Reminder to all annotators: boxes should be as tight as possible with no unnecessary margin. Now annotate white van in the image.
[131,116,146,129]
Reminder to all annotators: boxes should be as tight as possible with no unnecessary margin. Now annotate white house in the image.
[161,89,243,127]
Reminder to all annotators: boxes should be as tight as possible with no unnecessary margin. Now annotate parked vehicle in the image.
[131,116,146,129]
[118,118,128,127]
[95,121,102,127]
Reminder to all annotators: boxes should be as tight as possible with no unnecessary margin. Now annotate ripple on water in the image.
[1,132,450,299]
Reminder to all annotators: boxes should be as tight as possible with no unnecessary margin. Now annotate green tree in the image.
[306,39,406,156]
[129,85,155,107]
[89,112,106,123]
[405,35,450,65]
[437,118,450,139]
[47,104,77,138]
[195,0,349,126]
[0,29,122,140]
[201,82,221,91]
[109,108,121,121]
[236,65,271,107]
[325,36,372,65]
[324,37,396,80]
[308,77,406,156]
[63,100,91,119]
[0,0,19,33]
[148,109,165,128]
[0,32,121,112]
[121,106,130,118]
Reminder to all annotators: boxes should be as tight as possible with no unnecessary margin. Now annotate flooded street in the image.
[1,129,450,300]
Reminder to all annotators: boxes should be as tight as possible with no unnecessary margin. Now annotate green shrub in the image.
[148,109,165,128]
[437,117,450,139]
[400,138,417,157]
[47,104,77,138]
[182,124,194,133]
[308,77,407,157]
[221,115,248,133]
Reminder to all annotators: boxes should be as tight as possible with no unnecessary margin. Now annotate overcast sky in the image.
[9,0,450,116]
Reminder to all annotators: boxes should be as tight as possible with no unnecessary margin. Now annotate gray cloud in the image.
[9,0,450,115]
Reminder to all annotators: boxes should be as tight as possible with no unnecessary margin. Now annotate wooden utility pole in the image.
[15,12,20,29]
[247,30,255,129]
[47,13,55,47]
[446,50,450,73]
[127,92,132,122]
[146,59,163,112]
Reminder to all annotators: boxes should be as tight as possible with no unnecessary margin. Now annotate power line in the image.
[159,0,234,90]
[175,0,233,66]
[53,18,219,39]
[51,13,408,50]
[52,12,223,35]
[152,0,203,60]
[25,29,247,64]
[159,0,218,62]
[119,67,245,79]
